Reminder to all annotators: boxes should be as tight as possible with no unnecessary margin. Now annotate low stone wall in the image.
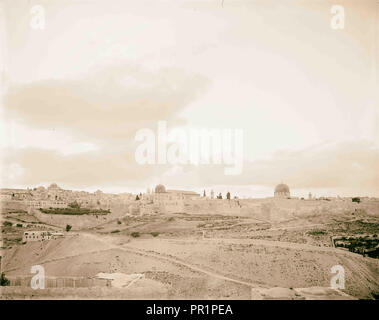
[7,275,111,288]
[0,280,169,299]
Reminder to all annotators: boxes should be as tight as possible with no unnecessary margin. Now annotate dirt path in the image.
[81,232,259,288]
[5,232,260,288]
[126,236,368,259]
[266,218,357,232]
[3,247,113,273]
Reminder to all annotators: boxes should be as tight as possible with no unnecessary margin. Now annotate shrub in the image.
[68,201,81,209]
[40,207,109,215]
[3,221,12,227]
[131,232,140,238]
[16,224,22,228]
[352,197,360,203]
[0,273,10,286]
[117,220,122,225]
[151,232,159,237]
[66,224,72,232]
[111,230,120,233]
[307,230,326,236]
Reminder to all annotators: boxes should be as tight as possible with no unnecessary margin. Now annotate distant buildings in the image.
[22,231,64,242]
[147,184,200,214]
[274,183,290,198]
[127,184,202,215]
[0,183,135,210]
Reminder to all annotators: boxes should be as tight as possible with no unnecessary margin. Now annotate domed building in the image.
[274,183,290,198]
[155,184,166,193]
[47,182,63,200]
[48,183,60,190]
[151,184,199,214]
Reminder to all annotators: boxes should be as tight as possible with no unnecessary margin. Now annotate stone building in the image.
[151,184,200,213]
[274,183,290,198]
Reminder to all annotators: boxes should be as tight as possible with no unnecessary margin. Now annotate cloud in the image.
[158,140,379,195]
[2,140,378,196]
[1,62,212,189]
[0,147,157,188]
[3,64,210,144]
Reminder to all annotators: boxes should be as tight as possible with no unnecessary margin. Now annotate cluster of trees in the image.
[68,201,80,209]
[3,221,12,227]
[40,207,110,215]
[335,236,379,258]
[203,190,231,200]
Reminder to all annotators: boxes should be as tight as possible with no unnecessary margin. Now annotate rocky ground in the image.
[1,209,379,299]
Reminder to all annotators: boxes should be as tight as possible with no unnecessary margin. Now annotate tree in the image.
[68,201,80,209]
[3,221,12,227]
[352,197,360,203]
[0,273,10,286]
[203,190,206,197]
[217,193,222,199]
[136,195,140,201]
[66,224,72,232]
[226,192,230,200]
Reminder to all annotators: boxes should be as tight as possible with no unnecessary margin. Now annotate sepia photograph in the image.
[0,0,378,306]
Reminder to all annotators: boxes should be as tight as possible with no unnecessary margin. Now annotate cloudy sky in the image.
[0,0,378,198]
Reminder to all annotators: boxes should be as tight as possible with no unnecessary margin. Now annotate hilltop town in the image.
[1,182,378,299]
[2,182,378,216]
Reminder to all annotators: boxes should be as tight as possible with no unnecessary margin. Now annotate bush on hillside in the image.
[0,273,10,286]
